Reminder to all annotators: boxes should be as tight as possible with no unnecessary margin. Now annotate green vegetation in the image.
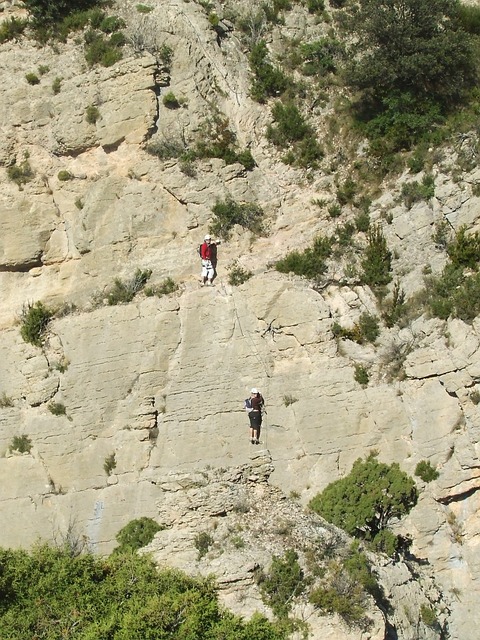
[103,452,116,475]
[9,435,32,454]
[420,604,438,628]
[0,393,13,408]
[344,0,477,150]
[48,402,67,417]
[353,363,369,386]
[23,0,101,25]
[136,4,153,13]
[283,394,298,407]
[267,101,323,168]
[309,452,418,555]
[332,312,380,344]
[85,104,100,124]
[0,544,286,639]
[401,174,435,209]
[193,113,256,170]
[415,460,439,483]
[275,235,332,280]
[162,91,181,109]
[106,268,152,305]
[381,281,407,328]
[144,277,178,297]
[227,261,253,286]
[257,549,307,619]
[20,301,53,347]
[51,76,62,94]
[114,517,164,553]
[194,531,214,559]
[57,170,73,181]
[6,157,34,187]
[25,73,40,85]
[249,40,290,103]
[0,16,27,43]
[360,225,392,289]
[419,225,480,322]
[84,28,126,67]
[210,198,264,240]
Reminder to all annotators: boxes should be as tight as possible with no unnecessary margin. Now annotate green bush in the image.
[423,265,480,323]
[267,102,311,145]
[7,159,34,187]
[192,113,256,170]
[415,460,439,483]
[136,4,153,13]
[345,0,477,149]
[360,225,392,288]
[106,269,152,305]
[85,104,100,124]
[309,452,418,553]
[257,549,306,619]
[249,40,290,103]
[48,402,66,416]
[162,91,180,108]
[146,137,186,159]
[332,313,379,345]
[115,517,164,553]
[144,277,178,297]
[309,583,367,627]
[447,225,480,269]
[23,0,101,25]
[354,364,369,386]
[0,544,286,639]
[381,281,406,328]
[25,72,40,85]
[9,435,32,454]
[20,301,53,347]
[401,174,435,209]
[0,393,13,408]
[227,261,253,286]
[336,178,357,206]
[210,198,264,240]
[300,37,342,75]
[420,604,438,628]
[354,210,370,233]
[275,235,332,280]
[0,16,27,43]
[51,76,62,94]
[57,170,73,181]
[194,531,214,559]
[84,31,124,67]
[457,3,480,35]
[307,0,325,13]
[103,453,116,475]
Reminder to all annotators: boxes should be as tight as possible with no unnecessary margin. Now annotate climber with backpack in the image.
[199,234,220,286]
[245,388,265,445]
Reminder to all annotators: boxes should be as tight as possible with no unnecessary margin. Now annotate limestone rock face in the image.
[1,1,480,638]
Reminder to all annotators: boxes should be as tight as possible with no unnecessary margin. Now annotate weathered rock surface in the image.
[1,1,480,638]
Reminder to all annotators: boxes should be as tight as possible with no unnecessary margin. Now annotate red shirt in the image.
[200,242,213,260]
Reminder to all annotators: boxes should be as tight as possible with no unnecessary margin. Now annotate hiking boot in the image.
[251,439,255,444]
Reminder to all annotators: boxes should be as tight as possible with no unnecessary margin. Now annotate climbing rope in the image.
[230,289,272,450]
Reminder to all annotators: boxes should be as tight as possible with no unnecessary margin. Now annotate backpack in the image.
[244,394,264,411]
[198,244,203,257]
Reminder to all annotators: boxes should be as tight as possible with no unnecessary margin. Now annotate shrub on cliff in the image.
[344,0,477,149]
[23,0,101,25]
[309,452,418,555]
[0,544,287,639]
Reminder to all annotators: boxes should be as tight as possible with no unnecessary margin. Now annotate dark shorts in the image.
[249,411,262,429]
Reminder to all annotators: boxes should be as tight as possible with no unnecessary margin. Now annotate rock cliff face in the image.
[1,1,480,638]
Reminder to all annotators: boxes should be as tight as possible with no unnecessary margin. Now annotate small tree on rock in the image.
[309,452,418,554]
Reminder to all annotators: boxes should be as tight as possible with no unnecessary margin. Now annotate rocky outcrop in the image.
[1,1,480,638]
